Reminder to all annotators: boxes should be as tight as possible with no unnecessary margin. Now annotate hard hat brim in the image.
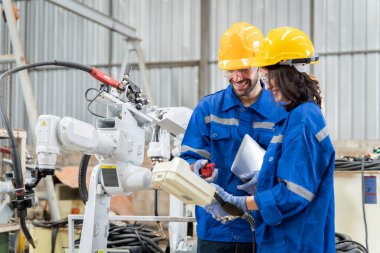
[218,57,258,70]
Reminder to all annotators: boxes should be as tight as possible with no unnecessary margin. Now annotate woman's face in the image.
[259,68,285,103]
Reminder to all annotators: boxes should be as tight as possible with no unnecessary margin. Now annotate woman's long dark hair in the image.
[266,64,322,111]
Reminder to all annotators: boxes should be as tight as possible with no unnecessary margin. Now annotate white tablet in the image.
[231,134,265,181]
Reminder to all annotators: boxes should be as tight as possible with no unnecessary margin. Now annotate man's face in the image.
[226,67,259,98]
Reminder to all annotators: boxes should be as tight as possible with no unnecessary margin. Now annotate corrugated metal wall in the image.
[0,9,13,129]
[314,0,380,140]
[112,0,200,107]
[1,0,379,141]
[5,0,200,136]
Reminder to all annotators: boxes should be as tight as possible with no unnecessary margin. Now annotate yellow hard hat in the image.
[218,22,264,70]
[256,27,319,67]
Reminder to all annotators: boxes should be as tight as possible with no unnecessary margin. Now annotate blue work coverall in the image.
[180,85,285,243]
[254,101,335,252]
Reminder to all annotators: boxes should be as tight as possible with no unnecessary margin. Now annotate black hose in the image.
[0,94,35,248]
[78,154,91,203]
[32,218,69,228]
[54,61,92,72]
[154,189,159,217]
[0,101,23,188]
[19,209,35,248]
[0,61,92,81]
[0,60,95,249]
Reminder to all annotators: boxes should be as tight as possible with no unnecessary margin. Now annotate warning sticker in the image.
[101,165,116,169]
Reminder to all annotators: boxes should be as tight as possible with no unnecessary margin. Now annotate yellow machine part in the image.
[28,226,80,253]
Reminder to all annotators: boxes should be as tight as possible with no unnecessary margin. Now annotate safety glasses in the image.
[224,67,258,78]
[259,73,271,87]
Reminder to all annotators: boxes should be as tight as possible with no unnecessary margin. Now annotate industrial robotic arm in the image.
[35,111,151,196]
[30,65,200,252]
[0,61,198,251]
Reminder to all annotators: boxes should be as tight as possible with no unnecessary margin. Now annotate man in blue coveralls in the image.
[180,22,285,253]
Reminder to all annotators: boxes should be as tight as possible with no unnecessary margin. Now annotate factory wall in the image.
[0,0,379,141]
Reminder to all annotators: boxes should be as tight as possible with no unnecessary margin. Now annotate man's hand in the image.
[204,200,229,220]
[237,170,260,195]
[192,159,218,183]
[213,184,247,211]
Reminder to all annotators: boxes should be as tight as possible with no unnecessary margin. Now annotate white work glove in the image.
[193,159,218,183]
[237,170,260,195]
[204,184,248,223]
[204,199,229,220]
[213,184,247,211]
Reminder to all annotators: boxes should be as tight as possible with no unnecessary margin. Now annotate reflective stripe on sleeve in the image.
[315,126,329,142]
[253,122,274,130]
[204,114,239,125]
[270,135,284,143]
[283,180,314,202]
[181,145,211,160]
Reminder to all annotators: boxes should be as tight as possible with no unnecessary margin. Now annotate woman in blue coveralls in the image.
[205,27,336,253]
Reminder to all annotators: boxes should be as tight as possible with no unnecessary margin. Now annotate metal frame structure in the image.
[1,0,38,139]
[46,0,154,104]
[68,214,195,253]
[199,0,210,100]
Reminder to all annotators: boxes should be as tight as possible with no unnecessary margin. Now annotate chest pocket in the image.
[210,124,232,167]
[210,124,231,140]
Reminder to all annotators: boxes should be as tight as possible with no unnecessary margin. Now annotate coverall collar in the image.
[222,85,241,112]
[273,109,288,125]
[222,84,274,118]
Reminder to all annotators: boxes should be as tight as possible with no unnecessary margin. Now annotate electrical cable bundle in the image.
[74,222,165,253]
[33,217,165,252]
[335,156,380,171]
[335,232,368,253]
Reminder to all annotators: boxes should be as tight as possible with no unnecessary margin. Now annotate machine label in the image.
[364,176,377,204]
[101,165,119,187]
